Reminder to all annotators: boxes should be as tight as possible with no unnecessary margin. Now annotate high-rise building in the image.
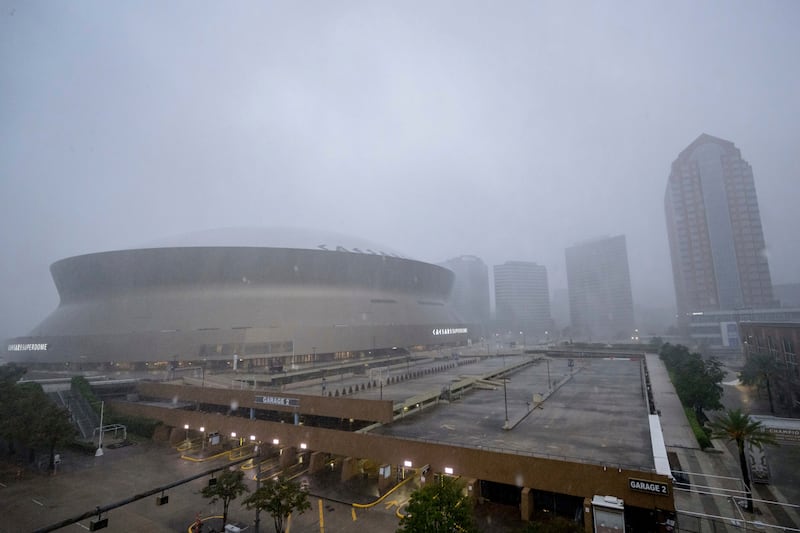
[665,134,775,325]
[439,255,491,333]
[565,235,635,342]
[493,261,551,338]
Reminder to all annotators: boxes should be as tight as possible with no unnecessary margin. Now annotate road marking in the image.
[384,499,399,510]
[0,482,6,487]
[32,498,44,506]
[77,523,89,530]
[318,498,324,532]
[351,507,357,521]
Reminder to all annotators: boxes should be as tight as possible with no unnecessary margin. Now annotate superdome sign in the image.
[432,328,468,336]
[8,343,48,351]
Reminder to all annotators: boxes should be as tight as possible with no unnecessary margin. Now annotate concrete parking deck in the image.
[370,355,655,471]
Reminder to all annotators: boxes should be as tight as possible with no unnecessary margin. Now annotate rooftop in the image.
[285,352,655,471]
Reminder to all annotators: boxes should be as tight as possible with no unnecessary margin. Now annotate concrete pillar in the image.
[168,426,182,445]
[466,478,481,505]
[308,451,326,474]
[279,447,296,469]
[377,464,394,494]
[520,487,534,521]
[341,457,359,482]
[583,497,593,533]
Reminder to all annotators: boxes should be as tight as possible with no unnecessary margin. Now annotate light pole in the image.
[546,359,552,392]
[502,377,509,428]
[200,426,205,451]
[251,435,261,533]
[184,424,189,443]
[95,401,105,457]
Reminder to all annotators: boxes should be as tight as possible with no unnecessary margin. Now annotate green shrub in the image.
[70,376,100,413]
[107,413,162,439]
[684,407,711,449]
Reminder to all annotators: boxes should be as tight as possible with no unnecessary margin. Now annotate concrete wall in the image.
[112,399,675,513]
[137,382,395,423]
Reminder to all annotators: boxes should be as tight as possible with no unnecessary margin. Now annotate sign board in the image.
[255,395,300,407]
[628,478,669,496]
[747,441,770,484]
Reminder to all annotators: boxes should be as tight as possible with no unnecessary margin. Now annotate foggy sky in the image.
[2,1,799,342]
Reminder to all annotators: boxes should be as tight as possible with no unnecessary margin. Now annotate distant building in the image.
[774,283,800,308]
[739,321,800,416]
[665,134,776,328]
[493,261,551,339]
[565,235,635,342]
[438,255,491,335]
[689,308,800,352]
[550,287,571,338]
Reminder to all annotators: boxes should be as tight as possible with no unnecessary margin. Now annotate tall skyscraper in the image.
[439,255,491,332]
[565,235,635,342]
[493,261,551,337]
[665,134,775,324]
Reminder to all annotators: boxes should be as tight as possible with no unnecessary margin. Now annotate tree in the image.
[243,476,310,533]
[31,401,77,472]
[739,353,778,414]
[397,477,476,533]
[0,364,27,454]
[649,336,664,350]
[708,409,778,513]
[660,344,724,420]
[201,468,249,527]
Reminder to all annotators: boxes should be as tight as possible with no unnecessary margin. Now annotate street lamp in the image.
[546,359,552,392]
[253,436,261,533]
[95,401,105,457]
[200,426,205,451]
[184,424,189,442]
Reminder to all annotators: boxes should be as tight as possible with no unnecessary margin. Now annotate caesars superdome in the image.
[4,228,469,369]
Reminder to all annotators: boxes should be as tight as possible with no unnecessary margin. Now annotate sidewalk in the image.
[646,353,800,531]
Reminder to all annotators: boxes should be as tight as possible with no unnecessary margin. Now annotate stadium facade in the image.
[4,228,470,370]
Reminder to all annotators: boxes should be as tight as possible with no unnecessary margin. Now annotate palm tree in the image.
[708,409,777,513]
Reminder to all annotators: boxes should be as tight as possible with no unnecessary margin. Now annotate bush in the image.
[107,413,162,439]
[684,407,711,449]
[71,376,100,413]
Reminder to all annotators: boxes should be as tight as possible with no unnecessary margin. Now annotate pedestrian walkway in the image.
[645,353,698,450]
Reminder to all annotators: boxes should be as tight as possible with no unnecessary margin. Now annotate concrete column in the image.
[308,451,326,474]
[279,447,296,469]
[341,457,359,482]
[168,426,183,445]
[466,478,481,505]
[520,487,534,521]
[583,497,593,533]
[377,464,394,494]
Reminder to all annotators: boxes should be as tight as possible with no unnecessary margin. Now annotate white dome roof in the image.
[140,227,411,259]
